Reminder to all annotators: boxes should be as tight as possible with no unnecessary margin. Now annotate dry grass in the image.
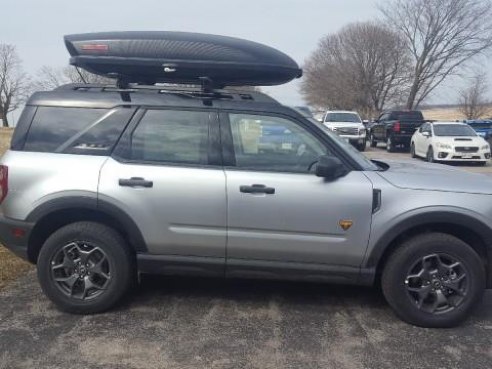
[0,128,32,290]
[422,106,492,121]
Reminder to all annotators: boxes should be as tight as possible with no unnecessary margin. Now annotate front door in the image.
[221,112,373,271]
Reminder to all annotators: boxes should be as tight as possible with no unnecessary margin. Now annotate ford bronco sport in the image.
[0,32,490,328]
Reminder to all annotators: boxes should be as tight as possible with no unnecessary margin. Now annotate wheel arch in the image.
[367,211,492,288]
[26,197,147,263]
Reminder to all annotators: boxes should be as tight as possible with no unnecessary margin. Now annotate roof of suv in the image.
[27,83,284,112]
[325,110,360,114]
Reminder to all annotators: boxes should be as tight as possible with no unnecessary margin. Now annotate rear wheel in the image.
[37,222,135,314]
[382,233,485,327]
[386,136,395,152]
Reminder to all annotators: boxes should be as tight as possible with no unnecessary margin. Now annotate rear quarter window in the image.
[391,111,424,121]
[22,107,134,155]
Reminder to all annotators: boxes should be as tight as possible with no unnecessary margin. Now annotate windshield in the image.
[325,113,361,123]
[433,124,477,137]
[310,119,379,171]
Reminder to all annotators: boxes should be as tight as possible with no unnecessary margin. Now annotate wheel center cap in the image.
[433,281,441,288]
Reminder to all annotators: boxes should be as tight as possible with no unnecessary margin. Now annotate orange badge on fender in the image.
[339,220,353,231]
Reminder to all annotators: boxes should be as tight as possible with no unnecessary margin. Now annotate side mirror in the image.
[422,131,430,137]
[315,155,349,180]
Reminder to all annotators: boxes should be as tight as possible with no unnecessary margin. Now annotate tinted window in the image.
[391,111,424,121]
[65,109,134,155]
[24,107,111,153]
[130,109,209,165]
[229,113,327,173]
[469,122,492,129]
[433,124,477,137]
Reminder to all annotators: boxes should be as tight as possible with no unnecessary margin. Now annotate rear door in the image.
[220,112,374,275]
[98,108,227,267]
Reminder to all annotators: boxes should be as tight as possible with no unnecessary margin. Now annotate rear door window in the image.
[128,109,210,165]
[23,107,134,155]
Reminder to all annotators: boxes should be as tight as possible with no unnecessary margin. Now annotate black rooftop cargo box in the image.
[64,31,302,87]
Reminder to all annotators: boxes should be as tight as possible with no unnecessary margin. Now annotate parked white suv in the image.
[411,122,491,165]
[322,111,366,151]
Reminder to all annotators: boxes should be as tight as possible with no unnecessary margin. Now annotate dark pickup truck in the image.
[369,110,425,152]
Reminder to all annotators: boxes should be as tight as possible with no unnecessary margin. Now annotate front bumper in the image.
[434,148,491,162]
[0,214,34,261]
[339,135,366,144]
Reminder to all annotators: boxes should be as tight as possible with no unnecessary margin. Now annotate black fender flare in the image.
[26,196,147,252]
[365,211,492,269]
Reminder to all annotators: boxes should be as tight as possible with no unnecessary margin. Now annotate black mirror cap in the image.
[315,155,349,180]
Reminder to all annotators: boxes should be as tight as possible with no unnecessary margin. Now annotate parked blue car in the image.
[465,120,492,142]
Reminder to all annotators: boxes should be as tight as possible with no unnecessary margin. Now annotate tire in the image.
[37,221,135,314]
[381,233,485,328]
[358,140,366,152]
[426,146,434,163]
[370,134,377,148]
[410,143,417,158]
[386,136,395,152]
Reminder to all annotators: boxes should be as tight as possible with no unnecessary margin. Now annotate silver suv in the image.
[0,83,491,328]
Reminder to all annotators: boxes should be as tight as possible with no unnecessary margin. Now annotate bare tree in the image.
[32,65,112,91]
[301,22,410,118]
[458,71,490,119]
[380,0,492,109]
[0,44,30,127]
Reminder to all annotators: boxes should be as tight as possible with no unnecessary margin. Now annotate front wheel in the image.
[382,233,485,327]
[426,146,434,162]
[37,222,135,314]
[410,142,417,158]
[357,140,366,152]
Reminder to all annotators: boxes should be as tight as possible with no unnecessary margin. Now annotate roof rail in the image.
[54,83,279,104]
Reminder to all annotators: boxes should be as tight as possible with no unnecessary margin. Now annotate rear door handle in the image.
[240,184,275,194]
[119,177,153,188]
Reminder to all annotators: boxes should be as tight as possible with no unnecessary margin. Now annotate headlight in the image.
[481,144,490,151]
[359,128,366,134]
[437,143,452,149]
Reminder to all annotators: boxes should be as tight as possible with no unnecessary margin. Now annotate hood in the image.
[376,160,492,195]
[433,136,488,146]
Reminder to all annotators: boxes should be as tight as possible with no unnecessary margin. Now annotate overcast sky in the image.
[2,0,490,121]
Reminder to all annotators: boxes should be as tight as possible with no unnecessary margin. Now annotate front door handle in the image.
[119,177,153,188]
[240,184,275,194]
